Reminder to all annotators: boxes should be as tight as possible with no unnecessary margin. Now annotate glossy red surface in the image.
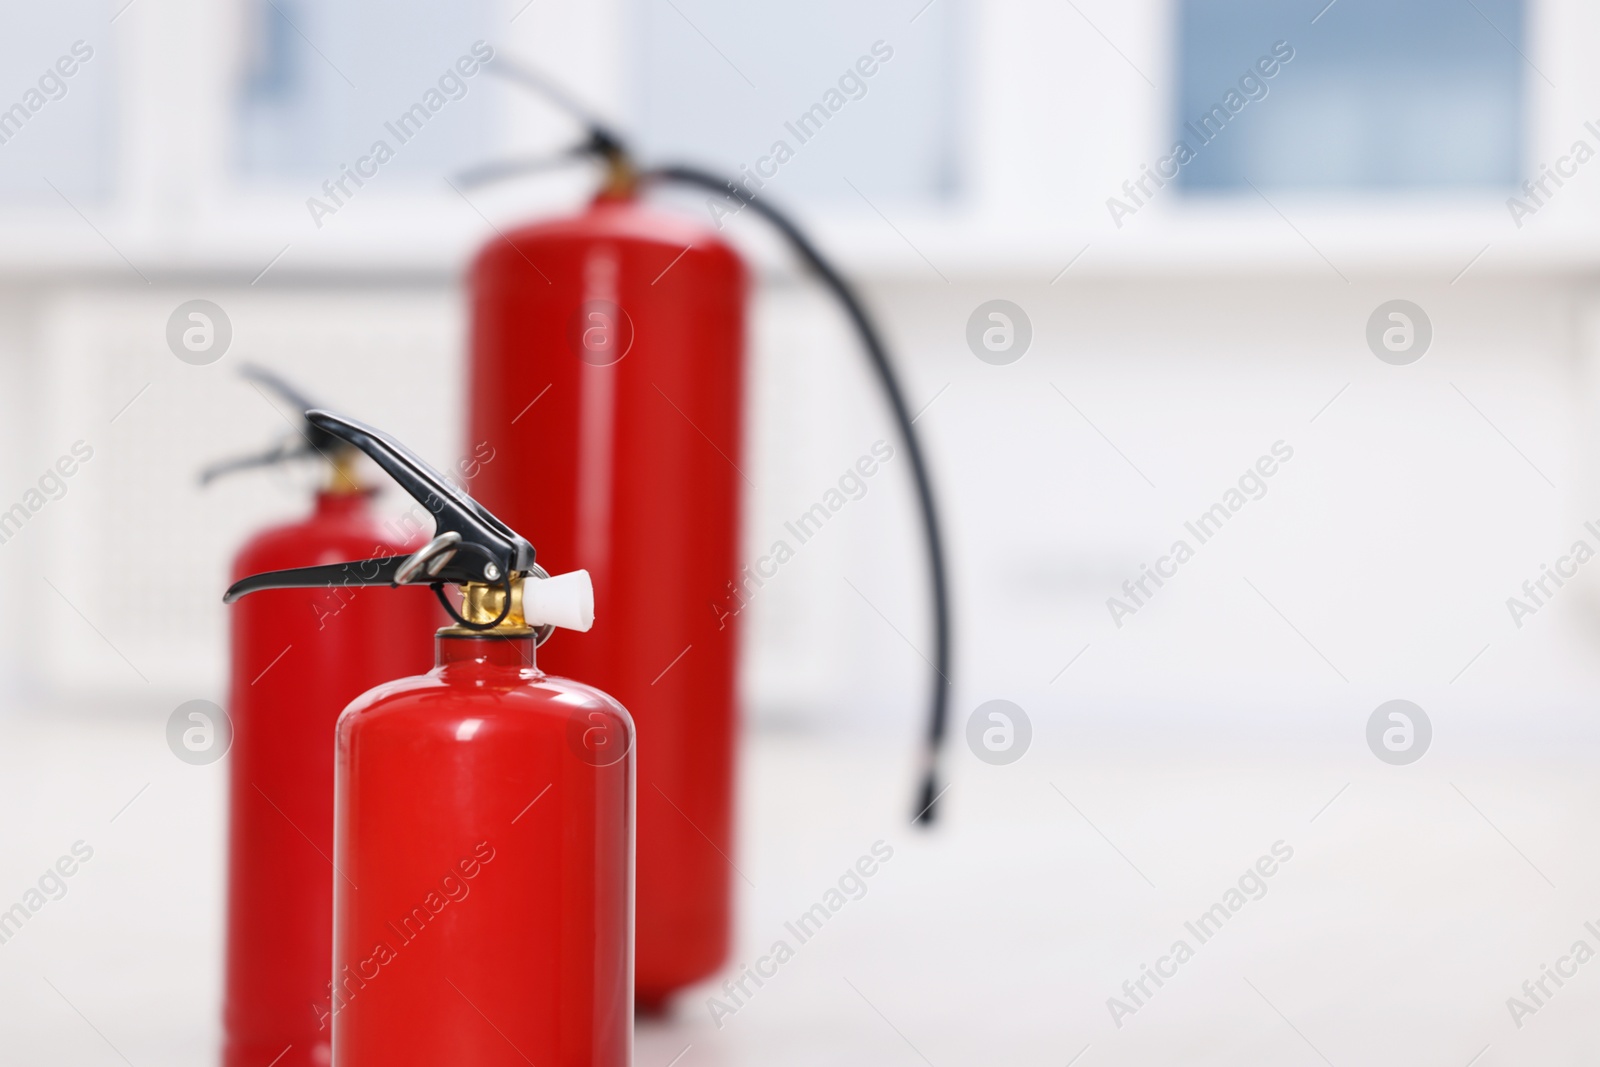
[330,633,634,1066]
[466,194,745,1008]
[223,491,437,1067]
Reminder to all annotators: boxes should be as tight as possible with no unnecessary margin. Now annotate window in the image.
[630,0,960,205]
[1174,0,1525,192]
[235,0,498,183]
[0,0,114,201]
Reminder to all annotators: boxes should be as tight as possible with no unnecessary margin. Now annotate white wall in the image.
[3,0,1600,751]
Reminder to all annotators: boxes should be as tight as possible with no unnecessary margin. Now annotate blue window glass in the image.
[631,0,960,205]
[1174,0,1525,191]
[0,0,114,201]
[236,0,497,183]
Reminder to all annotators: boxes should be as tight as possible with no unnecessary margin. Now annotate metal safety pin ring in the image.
[395,531,462,585]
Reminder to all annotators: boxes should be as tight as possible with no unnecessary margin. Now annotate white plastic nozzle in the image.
[522,569,595,632]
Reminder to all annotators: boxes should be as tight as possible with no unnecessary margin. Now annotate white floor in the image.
[3,707,1599,1067]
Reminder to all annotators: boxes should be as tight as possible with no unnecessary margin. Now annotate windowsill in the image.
[0,189,1594,286]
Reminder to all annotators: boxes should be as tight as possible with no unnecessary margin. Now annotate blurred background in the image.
[5,0,1600,1063]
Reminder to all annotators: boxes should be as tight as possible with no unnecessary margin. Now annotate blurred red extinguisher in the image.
[203,370,438,1067]
[224,411,630,1067]
[461,60,953,1010]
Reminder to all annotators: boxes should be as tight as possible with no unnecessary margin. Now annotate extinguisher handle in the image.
[199,364,350,484]
[222,555,414,604]
[223,410,542,604]
[305,410,535,582]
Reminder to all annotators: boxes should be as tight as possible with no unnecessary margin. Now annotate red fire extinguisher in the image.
[461,60,954,1010]
[204,369,438,1067]
[224,410,631,1067]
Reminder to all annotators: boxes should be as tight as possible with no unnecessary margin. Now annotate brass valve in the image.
[445,580,532,635]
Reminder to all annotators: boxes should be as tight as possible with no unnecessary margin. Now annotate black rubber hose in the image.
[643,165,952,825]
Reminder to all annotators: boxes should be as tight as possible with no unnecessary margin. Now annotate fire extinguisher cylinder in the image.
[459,60,956,1010]
[225,410,633,1067]
[466,192,744,1010]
